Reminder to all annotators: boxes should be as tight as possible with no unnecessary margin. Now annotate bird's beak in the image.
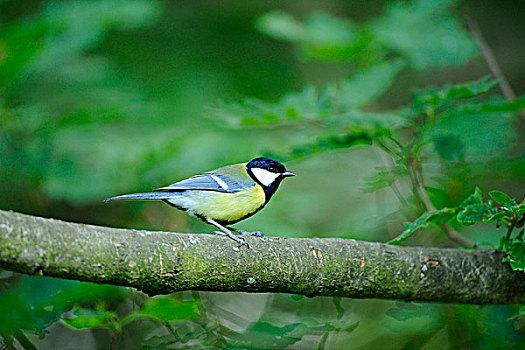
[282,171,296,177]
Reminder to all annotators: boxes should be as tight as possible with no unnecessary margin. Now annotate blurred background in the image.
[1,0,524,348]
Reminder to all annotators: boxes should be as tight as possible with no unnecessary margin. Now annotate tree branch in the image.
[0,210,523,304]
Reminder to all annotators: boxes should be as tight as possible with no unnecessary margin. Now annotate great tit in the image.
[104,157,295,246]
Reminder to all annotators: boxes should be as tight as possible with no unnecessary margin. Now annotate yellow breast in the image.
[188,185,266,224]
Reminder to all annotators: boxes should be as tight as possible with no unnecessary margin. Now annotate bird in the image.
[104,157,295,246]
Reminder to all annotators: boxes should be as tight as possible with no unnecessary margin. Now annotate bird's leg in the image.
[206,218,249,247]
[229,228,265,237]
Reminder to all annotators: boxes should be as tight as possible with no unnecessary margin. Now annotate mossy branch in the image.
[0,210,523,304]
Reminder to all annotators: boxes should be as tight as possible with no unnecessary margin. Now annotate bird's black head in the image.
[246,157,295,201]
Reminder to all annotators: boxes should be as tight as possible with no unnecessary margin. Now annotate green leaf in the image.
[363,164,408,193]
[501,237,525,271]
[121,295,200,325]
[255,11,306,42]
[387,208,456,245]
[430,109,515,162]
[207,61,404,130]
[62,308,118,330]
[479,95,525,113]
[442,76,499,100]
[460,187,483,207]
[206,84,332,128]
[457,204,487,225]
[456,188,504,225]
[0,20,55,85]
[336,60,404,109]
[256,11,357,47]
[281,130,379,161]
[489,190,512,205]
[432,134,465,161]
[371,0,478,70]
[230,322,303,348]
[414,76,499,111]
[255,10,380,64]
[140,295,199,321]
[458,201,498,225]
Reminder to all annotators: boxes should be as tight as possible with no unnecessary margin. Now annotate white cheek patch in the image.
[251,168,280,187]
[211,175,229,191]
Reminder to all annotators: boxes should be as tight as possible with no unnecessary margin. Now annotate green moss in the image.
[1,210,525,304]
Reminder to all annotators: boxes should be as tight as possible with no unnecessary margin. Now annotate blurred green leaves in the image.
[371,0,478,69]
[1,0,161,85]
[208,60,405,161]
[387,208,456,245]
[61,294,200,339]
[337,59,404,109]
[208,60,403,128]
[62,308,119,331]
[388,186,525,272]
[121,295,200,324]
[1,0,524,348]
[256,11,381,66]
[256,0,478,69]
[0,276,127,338]
[0,0,167,204]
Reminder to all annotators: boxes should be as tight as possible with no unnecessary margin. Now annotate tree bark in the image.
[0,210,523,304]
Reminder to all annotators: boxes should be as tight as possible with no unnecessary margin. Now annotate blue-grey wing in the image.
[154,173,254,193]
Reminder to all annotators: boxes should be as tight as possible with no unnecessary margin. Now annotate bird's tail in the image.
[103,192,181,203]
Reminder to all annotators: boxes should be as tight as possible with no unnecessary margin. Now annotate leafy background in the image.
[1,0,524,348]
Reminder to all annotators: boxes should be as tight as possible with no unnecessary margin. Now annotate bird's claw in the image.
[233,229,265,237]
[212,230,249,247]
[242,230,264,237]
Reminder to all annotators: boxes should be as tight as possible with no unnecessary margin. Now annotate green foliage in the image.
[456,187,497,225]
[256,11,381,66]
[387,209,456,245]
[256,0,478,69]
[208,60,405,160]
[275,131,378,162]
[413,76,500,113]
[501,237,525,271]
[121,295,200,324]
[389,187,525,271]
[208,60,403,128]
[60,294,200,339]
[62,307,119,331]
[0,0,166,204]
[0,276,127,338]
[489,190,512,205]
[211,19,523,272]
[371,0,478,69]
[336,60,404,109]
[432,134,466,161]
[1,0,524,348]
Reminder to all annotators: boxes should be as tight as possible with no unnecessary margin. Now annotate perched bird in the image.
[104,157,295,246]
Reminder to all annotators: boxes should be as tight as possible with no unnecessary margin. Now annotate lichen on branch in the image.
[0,210,523,304]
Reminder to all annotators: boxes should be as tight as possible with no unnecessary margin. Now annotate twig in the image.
[464,11,524,124]
[407,157,474,247]
[374,146,410,208]
[464,12,516,100]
